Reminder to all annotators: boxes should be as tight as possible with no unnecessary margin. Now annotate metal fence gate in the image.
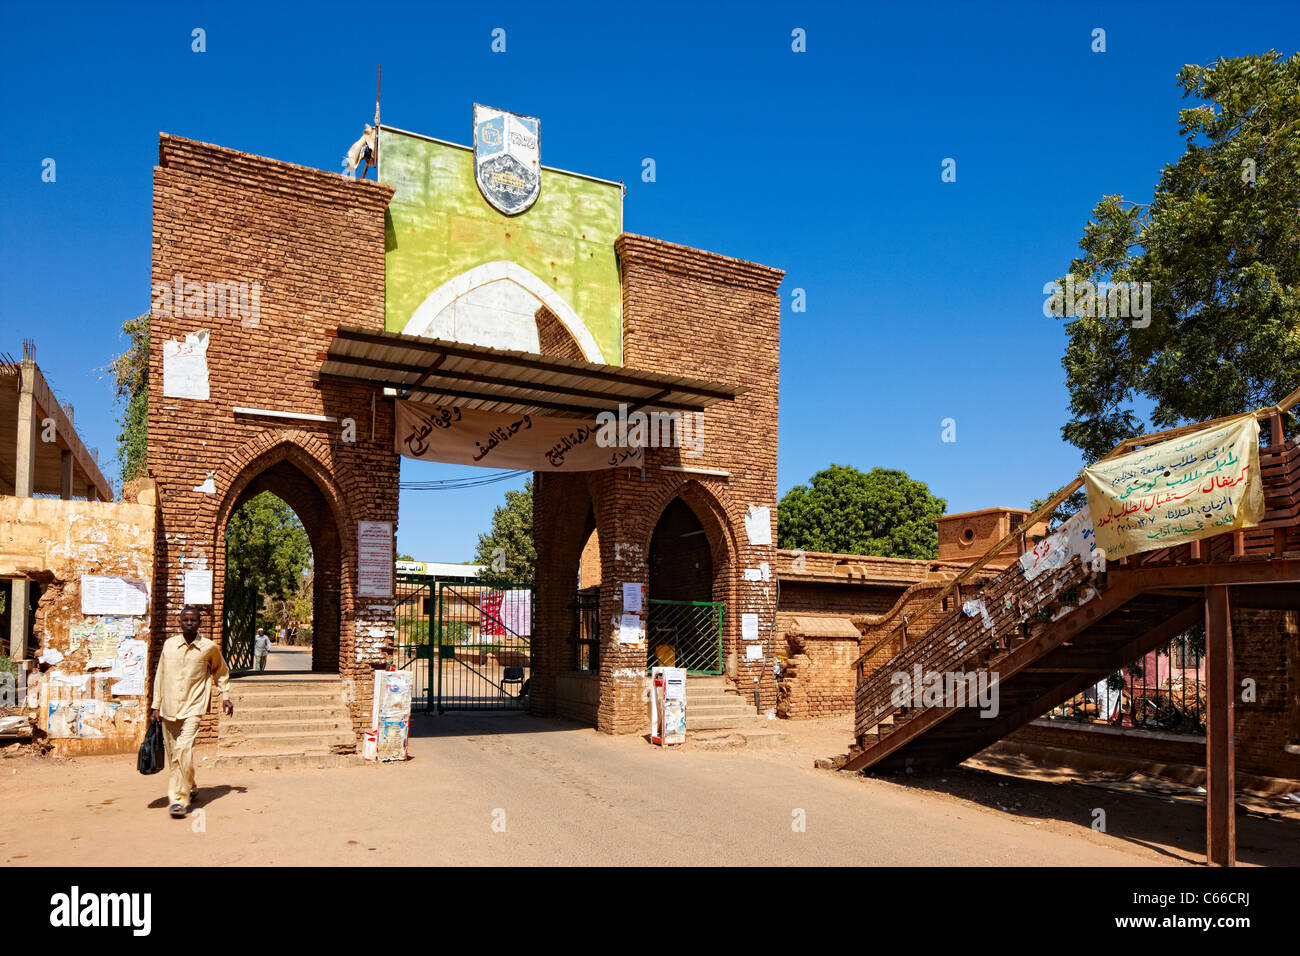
[221,575,259,675]
[394,574,434,711]
[393,575,532,713]
[646,598,724,674]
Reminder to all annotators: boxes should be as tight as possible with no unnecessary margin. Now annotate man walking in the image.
[253,627,271,672]
[150,606,233,818]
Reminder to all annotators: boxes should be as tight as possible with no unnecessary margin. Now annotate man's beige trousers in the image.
[161,715,202,808]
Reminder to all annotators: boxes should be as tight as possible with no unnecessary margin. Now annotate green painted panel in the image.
[379,127,623,365]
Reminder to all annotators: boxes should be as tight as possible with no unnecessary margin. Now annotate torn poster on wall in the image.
[1019,509,1096,581]
[744,505,772,546]
[162,330,211,401]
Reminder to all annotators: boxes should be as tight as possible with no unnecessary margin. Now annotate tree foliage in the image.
[473,478,536,586]
[108,313,150,486]
[225,492,312,604]
[1052,52,1300,463]
[777,465,946,558]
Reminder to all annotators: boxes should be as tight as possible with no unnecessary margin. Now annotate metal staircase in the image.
[843,393,1300,792]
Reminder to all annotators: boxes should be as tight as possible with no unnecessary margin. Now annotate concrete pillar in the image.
[1205,584,1236,866]
[9,361,38,660]
[59,449,73,499]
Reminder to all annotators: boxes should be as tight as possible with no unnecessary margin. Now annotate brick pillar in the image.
[594,474,650,734]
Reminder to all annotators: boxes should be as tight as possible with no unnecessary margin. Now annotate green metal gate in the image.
[222,575,258,675]
[646,599,724,674]
[435,581,532,712]
[393,573,435,711]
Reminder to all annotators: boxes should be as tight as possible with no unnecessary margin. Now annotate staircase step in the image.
[687,704,759,718]
[229,692,345,708]
[234,706,351,722]
[225,718,352,735]
[211,751,366,770]
[217,730,354,751]
[685,714,770,731]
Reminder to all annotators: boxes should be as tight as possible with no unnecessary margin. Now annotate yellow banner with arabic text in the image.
[1083,415,1265,560]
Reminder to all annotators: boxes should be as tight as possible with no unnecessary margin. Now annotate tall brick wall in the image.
[147,135,399,741]
[532,235,783,733]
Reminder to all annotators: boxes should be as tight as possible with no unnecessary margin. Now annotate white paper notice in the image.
[745,505,772,546]
[162,330,211,400]
[617,614,645,645]
[184,569,214,605]
[110,639,148,697]
[745,643,764,661]
[357,521,394,597]
[621,582,644,614]
[741,612,760,642]
[81,575,149,616]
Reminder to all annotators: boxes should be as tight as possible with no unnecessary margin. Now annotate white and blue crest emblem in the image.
[473,104,541,216]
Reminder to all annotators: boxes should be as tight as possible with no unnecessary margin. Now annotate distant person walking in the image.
[254,628,271,671]
[150,606,232,818]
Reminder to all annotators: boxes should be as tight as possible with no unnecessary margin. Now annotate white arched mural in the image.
[400,260,606,363]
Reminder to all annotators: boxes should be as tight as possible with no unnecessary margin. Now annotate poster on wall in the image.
[357,521,394,598]
[1083,415,1265,560]
[162,330,211,400]
[184,569,214,605]
[81,576,149,616]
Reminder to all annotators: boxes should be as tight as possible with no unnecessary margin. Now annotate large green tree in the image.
[1052,51,1300,463]
[225,492,312,604]
[777,465,946,558]
[108,313,149,486]
[473,478,536,585]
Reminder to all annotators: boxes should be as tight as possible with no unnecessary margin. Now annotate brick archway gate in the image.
[213,444,348,674]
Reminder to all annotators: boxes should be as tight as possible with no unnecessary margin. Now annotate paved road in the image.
[0,713,1182,866]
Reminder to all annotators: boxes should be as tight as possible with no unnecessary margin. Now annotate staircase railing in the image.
[854,552,1099,740]
[854,387,1300,674]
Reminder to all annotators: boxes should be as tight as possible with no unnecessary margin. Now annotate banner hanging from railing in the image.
[1082,414,1265,560]
[395,400,642,471]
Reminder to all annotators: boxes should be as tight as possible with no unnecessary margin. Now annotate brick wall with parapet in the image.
[148,135,399,741]
[617,234,783,719]
[777,616,861,719]
[531,235,783,733]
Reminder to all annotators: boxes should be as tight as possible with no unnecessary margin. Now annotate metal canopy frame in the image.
[317,326,745,418]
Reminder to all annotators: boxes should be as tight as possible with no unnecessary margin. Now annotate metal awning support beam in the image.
[316,371,612,418]
[328,326,743,402]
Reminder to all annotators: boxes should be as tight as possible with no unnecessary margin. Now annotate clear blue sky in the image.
[2,1,1295,561]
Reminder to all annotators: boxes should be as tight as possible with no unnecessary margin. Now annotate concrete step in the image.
[686,703,760,718]
[685,714,770,731]
[228,692,344,708]
[225,718,352,735]
[690,728,791,750]
[211,751,366,770]
[217,730,354,751]
[234,706,351,722]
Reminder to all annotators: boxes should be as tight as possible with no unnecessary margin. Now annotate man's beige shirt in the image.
[151,634,231,720]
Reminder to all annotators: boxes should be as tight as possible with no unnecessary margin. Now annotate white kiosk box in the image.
[650,666,687,746]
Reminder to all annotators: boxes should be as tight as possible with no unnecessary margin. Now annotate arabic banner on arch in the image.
[394,400,643,471]
[1082,414,1265,560]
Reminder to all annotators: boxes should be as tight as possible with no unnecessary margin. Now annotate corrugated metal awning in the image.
[317,326,745,417]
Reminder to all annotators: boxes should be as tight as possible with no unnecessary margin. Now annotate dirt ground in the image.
[3,712,1297,866]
